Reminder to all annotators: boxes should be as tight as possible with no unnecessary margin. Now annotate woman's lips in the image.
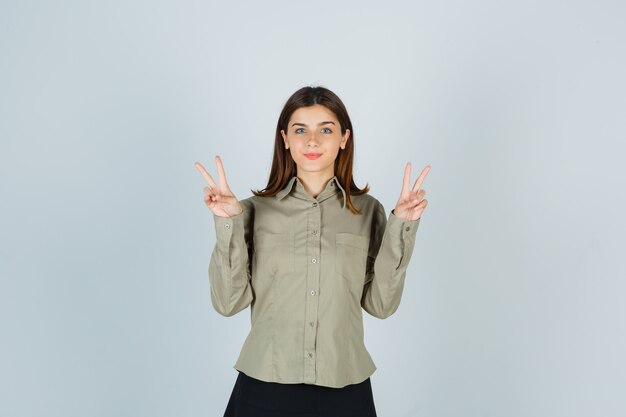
[304,153,322,160]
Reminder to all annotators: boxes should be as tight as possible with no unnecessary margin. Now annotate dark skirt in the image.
[223,371,378,417]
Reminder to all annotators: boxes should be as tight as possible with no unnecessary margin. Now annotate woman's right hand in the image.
[195,155,243,218]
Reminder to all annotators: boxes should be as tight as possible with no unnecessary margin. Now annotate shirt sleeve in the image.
[208,199,254,317]
[361,201,420,319]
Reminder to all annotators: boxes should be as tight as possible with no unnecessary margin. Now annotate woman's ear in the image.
[281,129,289,149]
[341,129,350,149]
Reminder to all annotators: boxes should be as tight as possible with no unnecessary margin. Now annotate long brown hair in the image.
[251,86,370,215]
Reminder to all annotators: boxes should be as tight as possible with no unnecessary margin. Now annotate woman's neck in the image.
[296,170,334,199]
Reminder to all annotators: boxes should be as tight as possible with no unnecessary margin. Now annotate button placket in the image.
[304,198,321,383]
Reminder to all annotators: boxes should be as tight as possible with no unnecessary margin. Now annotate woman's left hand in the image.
[392,163,430,221]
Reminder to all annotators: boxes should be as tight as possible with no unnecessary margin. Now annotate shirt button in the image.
[225,224,230,229]
[310,290,316,296]
[312,230,317,235]
[309,321,315,327]
[311,258,317,264]
[405,226,410,231]
[308,352,313,358]
[312,202,318,207]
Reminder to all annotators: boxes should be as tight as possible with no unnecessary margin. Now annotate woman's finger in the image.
[407,201,427,219]
[195,162,218,189]
[414,200,428,211]
[215,155,230,190]
[411,165,431,193]
[407,188,425,202]
[401,162,412,199]
[396,198,418,211]
[204,194,216,207]
[412,189,426,203]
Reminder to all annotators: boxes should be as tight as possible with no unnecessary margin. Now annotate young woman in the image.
[195,86,430,417]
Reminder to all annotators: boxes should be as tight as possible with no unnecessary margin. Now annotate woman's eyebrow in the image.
[291,121,336,127]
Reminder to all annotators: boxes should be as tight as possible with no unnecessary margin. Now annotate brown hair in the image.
[251,85,370,215]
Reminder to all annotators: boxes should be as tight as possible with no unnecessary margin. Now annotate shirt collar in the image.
[276,175,347,210]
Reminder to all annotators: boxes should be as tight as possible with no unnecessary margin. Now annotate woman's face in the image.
[281,104,350,178]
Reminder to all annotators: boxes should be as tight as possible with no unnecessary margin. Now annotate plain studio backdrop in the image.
[1,1,625,416]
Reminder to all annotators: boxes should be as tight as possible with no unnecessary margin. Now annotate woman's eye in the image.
[294,127,332,134]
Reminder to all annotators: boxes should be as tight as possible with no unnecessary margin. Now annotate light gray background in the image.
[1,1,625,416]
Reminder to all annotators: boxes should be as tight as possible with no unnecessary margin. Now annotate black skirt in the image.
[223,371,378,417]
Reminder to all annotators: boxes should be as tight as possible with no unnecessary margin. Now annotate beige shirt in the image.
[209,175,421,388]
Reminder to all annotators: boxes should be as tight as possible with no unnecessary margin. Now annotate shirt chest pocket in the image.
[335,232,370,286]
[252,232,294,279]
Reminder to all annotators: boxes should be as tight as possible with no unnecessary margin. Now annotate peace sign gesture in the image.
[393,163,430,221]
[195,155,243,218]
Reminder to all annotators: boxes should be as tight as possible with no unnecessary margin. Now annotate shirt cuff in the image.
[387,209,421,237]
[213,211,244,246]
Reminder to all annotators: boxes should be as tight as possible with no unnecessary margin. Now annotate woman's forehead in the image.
[289,105,338,125]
